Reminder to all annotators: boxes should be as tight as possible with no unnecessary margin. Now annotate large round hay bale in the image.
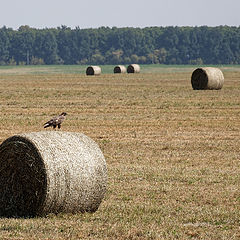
[127,64,140,73]
[114,65,126,74]
[86,66,101,75]
[191,67,224,90]
[0,131,107,218]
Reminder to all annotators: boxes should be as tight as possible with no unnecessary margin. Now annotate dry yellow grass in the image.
[0,68,240,239]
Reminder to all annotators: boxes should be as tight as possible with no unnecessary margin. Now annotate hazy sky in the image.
[1,0,240,29]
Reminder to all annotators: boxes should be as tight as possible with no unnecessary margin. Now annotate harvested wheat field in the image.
[0,65,240,239]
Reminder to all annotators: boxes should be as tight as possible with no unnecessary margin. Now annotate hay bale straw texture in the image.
[127,64,140,73]
[0,131,107,218]
[86,66,101,75]
[114,65,126,74]
[191,67,224,90]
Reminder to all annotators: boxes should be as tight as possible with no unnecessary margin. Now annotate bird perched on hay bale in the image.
[44,112,67,129]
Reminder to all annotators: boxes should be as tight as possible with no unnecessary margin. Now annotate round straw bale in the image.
[86,66,101,75]
[191,67,224,90]
[114,65,126,74]
[127,64,140,73]
[0,131,107,218]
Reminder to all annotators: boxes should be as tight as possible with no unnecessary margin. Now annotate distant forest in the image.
[0,25,240,65]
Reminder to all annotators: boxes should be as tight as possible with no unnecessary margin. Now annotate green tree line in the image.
[0,25,240,65]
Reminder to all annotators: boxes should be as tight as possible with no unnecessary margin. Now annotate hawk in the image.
[44,112,67,129]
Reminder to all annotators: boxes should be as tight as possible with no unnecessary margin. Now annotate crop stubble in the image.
[0,69,239,239]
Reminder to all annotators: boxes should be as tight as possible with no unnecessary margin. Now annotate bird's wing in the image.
[44,114,66,128]
[44,116,58,126]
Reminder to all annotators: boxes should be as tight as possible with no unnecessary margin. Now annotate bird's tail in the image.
[44,122,52,128]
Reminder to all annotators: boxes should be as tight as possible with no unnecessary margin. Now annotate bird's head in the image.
[61,112,67,116]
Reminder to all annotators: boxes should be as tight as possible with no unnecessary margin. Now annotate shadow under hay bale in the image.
[86,66,101,75]
[191,67,224,90]
[114,65,126,74]
[127,64,140,73]
[0,131,107,218]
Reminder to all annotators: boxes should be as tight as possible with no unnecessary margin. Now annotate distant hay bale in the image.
[114,65,126,74]
[191,67,224,90]
[86,66,101,75]
[0,131,107,218]
[127,64,141,73]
